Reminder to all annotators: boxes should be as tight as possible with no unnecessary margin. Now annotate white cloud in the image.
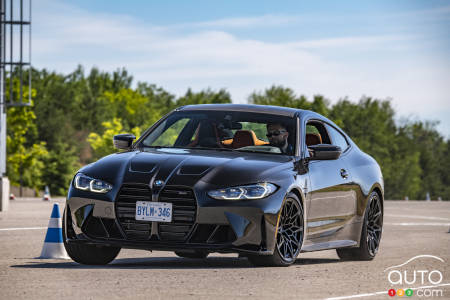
[32,0,450,137]
[189,15,300,28]
[289,35,418,49]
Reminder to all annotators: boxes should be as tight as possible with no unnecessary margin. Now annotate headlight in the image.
[208,183,277,200]
[74,173,113,193]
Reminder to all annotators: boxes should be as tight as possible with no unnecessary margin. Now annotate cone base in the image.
[39,242,70,259]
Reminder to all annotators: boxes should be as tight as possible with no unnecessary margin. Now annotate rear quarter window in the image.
[325,124,349,151]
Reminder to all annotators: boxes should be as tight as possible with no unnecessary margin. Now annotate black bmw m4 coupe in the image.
[64,104,384,266]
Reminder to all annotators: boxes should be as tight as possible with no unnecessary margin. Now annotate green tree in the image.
[406,121,448,199]
[137,82,176,115]
[87,118,141,160]
[440,141,450,199]
[176,88,232,106]
[249,86,311,109]
[6,79,48,193]
[310,95,330,118]
[100,88,162,130]
[41,142,80,196]
[248,86,330,117]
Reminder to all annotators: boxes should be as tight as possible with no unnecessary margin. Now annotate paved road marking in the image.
[385,214,450,221]
[385,222,450,226]
[324,283,450,300]
[386,207,450,214]
[0,227,46,231]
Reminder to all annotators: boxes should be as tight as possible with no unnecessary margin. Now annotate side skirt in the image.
[301,240,357,252]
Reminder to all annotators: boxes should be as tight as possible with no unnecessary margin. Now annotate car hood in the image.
[79,148,294,189]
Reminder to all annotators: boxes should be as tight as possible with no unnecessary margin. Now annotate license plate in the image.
[135,201,172,222]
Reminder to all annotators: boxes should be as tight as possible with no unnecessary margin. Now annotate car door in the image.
[305,120,356,241]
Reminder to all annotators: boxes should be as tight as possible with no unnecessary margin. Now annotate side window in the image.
[305,121,331,146]
[325,124,349,151]
[306,124,320,135]
[151,118,190,146]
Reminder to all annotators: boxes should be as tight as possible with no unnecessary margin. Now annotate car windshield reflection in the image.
[138,110,296,155]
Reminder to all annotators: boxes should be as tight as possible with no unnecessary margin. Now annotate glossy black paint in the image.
[308,144,342,160]
[65,104,383,256]
[113,133,136,150]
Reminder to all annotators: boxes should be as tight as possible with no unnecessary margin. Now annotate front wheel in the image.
[63,209,121,265]
[336,191,383,260]
[247,193,304,267]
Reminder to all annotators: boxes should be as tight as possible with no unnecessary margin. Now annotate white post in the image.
[0,103,6,211]
[0,0,7,212]
[0,176,9,211]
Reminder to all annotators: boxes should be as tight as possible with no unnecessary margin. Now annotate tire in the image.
[247,193,304,267]
[62,209,121,265]
[336,191,383,261]
[174,250,209,259]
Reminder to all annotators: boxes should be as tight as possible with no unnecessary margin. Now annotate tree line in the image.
[6,66,449,200]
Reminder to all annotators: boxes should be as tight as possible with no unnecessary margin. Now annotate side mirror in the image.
[113,134,136,150]
[308,144,341,160]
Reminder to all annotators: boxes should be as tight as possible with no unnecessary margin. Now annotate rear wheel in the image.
[248,193,304,267]
[174,250,209,259]
[336,191,383,260]
[63,209,121,265]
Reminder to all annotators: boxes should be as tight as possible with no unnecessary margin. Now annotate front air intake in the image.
[116,183,152,240]
[115,183,197,242]
[158,187,197,241]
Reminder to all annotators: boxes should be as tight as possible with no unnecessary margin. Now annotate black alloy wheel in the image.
[247,193,304,267]
[366,192,383,256]
[276,197,304,262]
[336,191,383,260]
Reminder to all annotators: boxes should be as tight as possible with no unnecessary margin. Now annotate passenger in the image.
[266,123,294,155]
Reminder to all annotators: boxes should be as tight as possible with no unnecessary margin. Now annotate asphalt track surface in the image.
[0,198,449,300]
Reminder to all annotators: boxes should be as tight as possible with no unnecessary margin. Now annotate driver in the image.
[266,123,293,155]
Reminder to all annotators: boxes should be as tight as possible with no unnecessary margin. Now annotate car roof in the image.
[177,104,305,117]
[176,104,338,126]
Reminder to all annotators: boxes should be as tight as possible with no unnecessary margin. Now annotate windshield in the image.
[139,110,296,155]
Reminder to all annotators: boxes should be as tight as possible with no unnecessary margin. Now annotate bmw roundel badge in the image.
[154,180,164,187]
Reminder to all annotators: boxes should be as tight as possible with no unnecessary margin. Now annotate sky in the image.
[27,0,450,137]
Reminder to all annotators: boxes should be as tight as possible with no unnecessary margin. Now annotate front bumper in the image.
[65,183,284,255]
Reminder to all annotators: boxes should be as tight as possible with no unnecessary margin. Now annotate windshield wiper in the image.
[138,145,164,150]
[190,147,236,152]
[139,145,235,152]
[235,148,285,155]
[234,148,260,153]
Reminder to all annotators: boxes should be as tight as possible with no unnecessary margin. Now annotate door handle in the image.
[340,169,349,179]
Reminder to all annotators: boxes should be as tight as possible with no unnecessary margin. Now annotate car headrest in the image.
[306,133,322,146]
[198,121,218,139]
[231,130,257,149]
